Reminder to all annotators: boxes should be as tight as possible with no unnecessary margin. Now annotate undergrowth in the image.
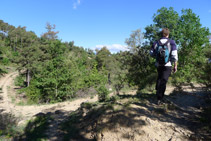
[0,113,21,139]
[15,114,51,141]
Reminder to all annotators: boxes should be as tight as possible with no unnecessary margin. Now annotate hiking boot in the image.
[157,100,162,105]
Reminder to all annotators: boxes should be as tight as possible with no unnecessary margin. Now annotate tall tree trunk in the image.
[55,68,58,97]
[13,40,16,52]
[56,84,58,97]
[21,37,22,48]
[108,73,111,85]
[15,35,17,52]
[26,69,30,87]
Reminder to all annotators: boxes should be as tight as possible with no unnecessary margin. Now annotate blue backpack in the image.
[156,39,171,65]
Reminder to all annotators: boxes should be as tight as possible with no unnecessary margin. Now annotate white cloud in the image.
[95,44,129,53]
[73,0,81,9]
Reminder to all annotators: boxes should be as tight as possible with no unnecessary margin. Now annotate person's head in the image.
[161,28,170,38]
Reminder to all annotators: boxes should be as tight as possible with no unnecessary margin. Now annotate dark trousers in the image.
[156,66,172,100]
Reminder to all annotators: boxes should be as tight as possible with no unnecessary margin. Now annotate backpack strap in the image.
[157,40,163,46]
[166,39,172,62]
[166,39,171,54]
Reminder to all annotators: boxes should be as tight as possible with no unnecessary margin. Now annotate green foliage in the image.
[1,57,9,65]
[198,47,211,88]
[174,9,209,86]
[96,46,112,70]
[97,85,109,102]
[0,45,11,75]
[21,39,107,103]
[144,7,210,87]
[125,27,158,90]
[21,115,50,140]
[113,72,126,94]
[111,51,131,93]
[1,19,122,103]
[1,8,210,104]
[109,95,120,103]
[127,46,156,90]
[14,74,25,87]
[95,46,130,93]
[0,113,19,138]
[26,40,73,103]
[0,65,7,75]
[84,62,107,88]
[24,81,42,103]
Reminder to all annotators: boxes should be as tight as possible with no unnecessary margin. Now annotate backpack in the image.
[155,39,171,65]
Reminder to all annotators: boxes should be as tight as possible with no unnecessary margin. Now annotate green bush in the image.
[14,75,25,87]
[109,95,120,103]
[24,80,42,103]
[198,47,211,88]
[0,113,19,138]
[1,58,10,65]
[18,115,50,140]
[97,85,109,102]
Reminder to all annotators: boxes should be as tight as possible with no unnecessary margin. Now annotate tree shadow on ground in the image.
[61,102,148,141]
[0,110,19,138]
[14,112,51,141]
[131,89,211,140]
[61,88,210,140]
[14,109,74,141]
[13,88,211,141]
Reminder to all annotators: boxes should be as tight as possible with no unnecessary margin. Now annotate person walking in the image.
[150,28,178,105]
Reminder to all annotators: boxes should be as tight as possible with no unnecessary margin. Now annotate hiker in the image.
[150,28,178,105]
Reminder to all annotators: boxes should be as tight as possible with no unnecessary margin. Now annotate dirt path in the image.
[55,85,209,141]
[0,72,209,140]
[95,85,209,141]
[0,72,98,126]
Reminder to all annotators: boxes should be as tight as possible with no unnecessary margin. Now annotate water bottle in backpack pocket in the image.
[156,39,171,65]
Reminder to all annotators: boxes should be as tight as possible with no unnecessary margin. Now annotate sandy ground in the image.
[95,85,208,141]
[0,72,98,126]
[0,72,209,141]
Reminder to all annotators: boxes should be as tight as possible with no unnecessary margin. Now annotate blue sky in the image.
[0,0,211,52]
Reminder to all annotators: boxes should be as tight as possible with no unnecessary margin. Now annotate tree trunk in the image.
[15,35,17,52]
[26,69,30,87]
[55,67,58,97]
[56,84,58,97]
[13,40,16,52]
[108,73,111,85]
[21,37,22,48]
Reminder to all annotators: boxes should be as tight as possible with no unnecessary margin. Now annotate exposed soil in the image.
[0,72,98,125]
[0,72,210,141]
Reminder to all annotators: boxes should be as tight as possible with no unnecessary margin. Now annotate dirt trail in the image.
[0,72,209,141]
[58,85,209,141]
[96,85,209,141]
[0,72,98,125]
